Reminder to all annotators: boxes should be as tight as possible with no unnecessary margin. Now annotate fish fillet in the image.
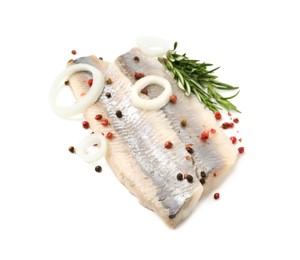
[115,48,237,196]
[69,56,203,227]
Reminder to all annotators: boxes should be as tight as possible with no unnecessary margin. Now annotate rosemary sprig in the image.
[158,42,240,112]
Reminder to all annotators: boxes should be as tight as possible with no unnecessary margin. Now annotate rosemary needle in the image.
[158,42,240,112]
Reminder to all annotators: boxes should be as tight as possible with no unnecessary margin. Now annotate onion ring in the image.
[136,37,169,57]
[49,64,104,118]
[131,75,172,110]
[76,133,107,163]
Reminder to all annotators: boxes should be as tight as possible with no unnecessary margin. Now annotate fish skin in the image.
[115,48,237,196]
[69,56,203,227]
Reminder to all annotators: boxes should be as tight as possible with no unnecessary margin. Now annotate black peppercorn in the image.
[186,175,193,183]
[68,146,75,154]
[186,146,194,154]
[116,110,123,118]
[200,171,206,178]
[177,173,183,181]
[105,92,111,98]
[95,165,102,173]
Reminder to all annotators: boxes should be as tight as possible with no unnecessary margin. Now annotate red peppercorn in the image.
[88,79,93,87]
[221,122,230,129]
[233,118,239,123]
[230,136,237,144]
[141,88,148,95]
[164,141,173,149]
[106,132,113,140]
[82,121,89,129]
[200,130,209,141]
[210,128,216,134]
[215,111,222,120]
[229,122,234,128]
[238,147,245,154]
[170,95,177,103]
[71,50,77,55]
[134,72,145,80]
[101,119,109,126]
[95,114,102,120]
[213,172,217,177]
[214,193,220,200]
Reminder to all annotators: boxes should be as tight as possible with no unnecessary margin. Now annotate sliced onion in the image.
[49,64,104,118]
[76,133,107,163]
[131,75,172,110]
[136,37,169,57]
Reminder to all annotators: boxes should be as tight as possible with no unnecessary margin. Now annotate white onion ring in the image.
[76,133,107,163]
[136,37,169,57]
[49,64,104,118]
[131,75,172,110]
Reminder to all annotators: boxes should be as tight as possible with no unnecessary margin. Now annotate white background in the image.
[0,0,299,259]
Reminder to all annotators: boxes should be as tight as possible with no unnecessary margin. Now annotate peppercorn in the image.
[82,121,89,129]
[170,95,177,103]
[101,119,109,126]
[200,179,206,185]
[134,72,144,80]
[106,132,113,140]
[95,114,102,120]
[233,118,239,123]
[68,146,75,154]
[181,119,187,127]
[164,141,173,149]
[99,57,103,60]
[71,50,77,55]
[141,88,148,95]
[95,165,102,173]
[238,147,245,154]
[214,193,220,200]
[88,79,93,87]
[133,56,140,63]
[116,110,123,118]
[210,128,216,134]
[186,146,194,154]
[106,78,112,84]
[221,122,230,129]
[230,136,237,144]
[105,92,111,98]
[215,111,222,120]
[200,130,209,141]
[177,173,183,181]
[229,122,234,128]
[200,171,206,178]
[186,175,193,183]
[64,80,69,85]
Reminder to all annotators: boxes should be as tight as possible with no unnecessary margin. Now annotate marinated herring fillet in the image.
[69,56,203,227]
[115,48,237,196]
